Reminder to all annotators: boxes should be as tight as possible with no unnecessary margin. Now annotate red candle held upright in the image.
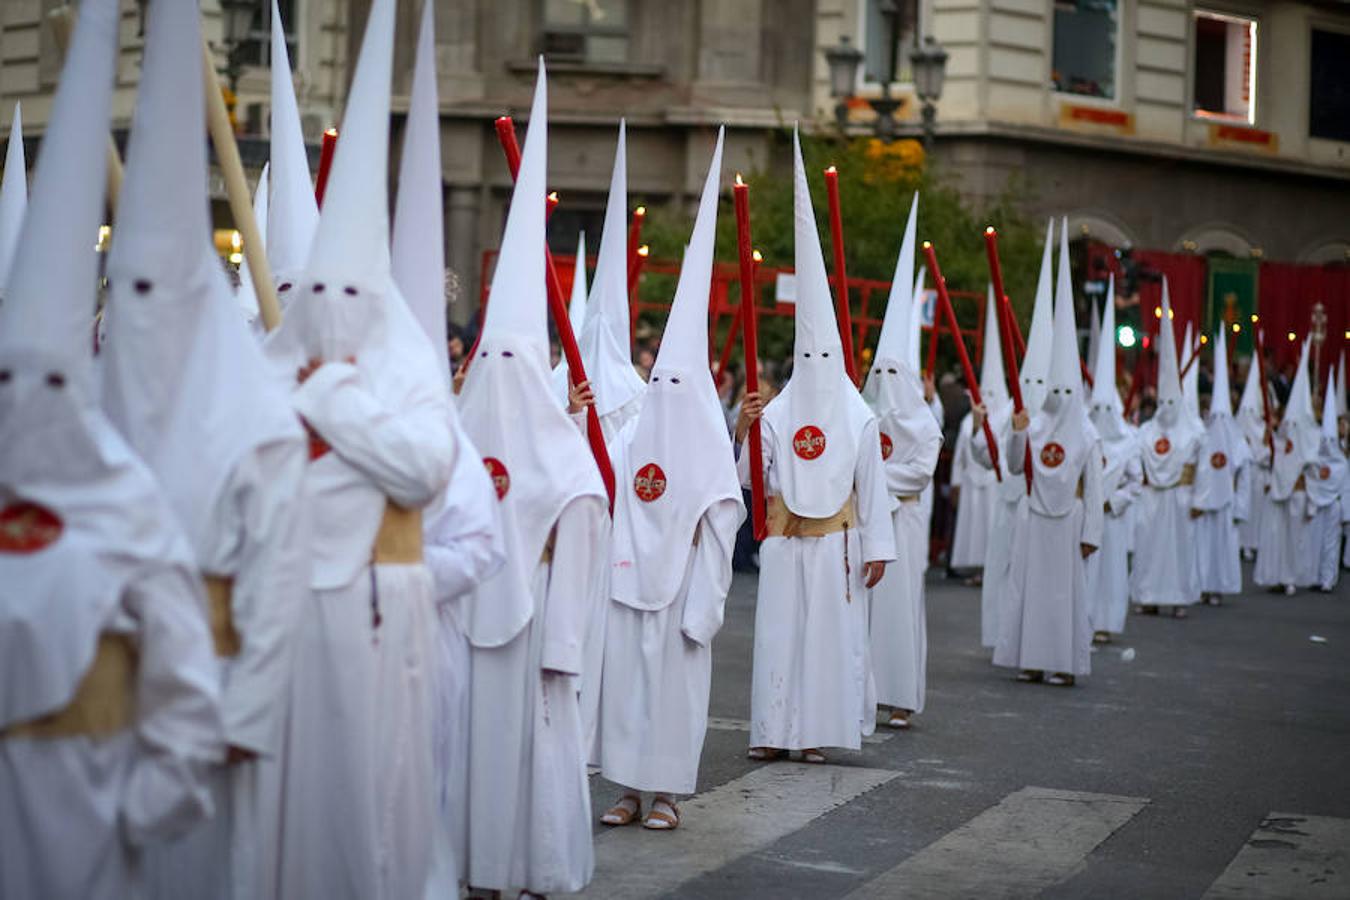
[985,227,1030,491]
[734,176,767,541]
[493,116,616,507]
[924,241,1002,482]
[314,127,338,207]
[626,206,646,277]
[822,167,859,384]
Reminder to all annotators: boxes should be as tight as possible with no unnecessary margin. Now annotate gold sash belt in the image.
[2,635,137,740]
[1294,474,1307,492]
[373,502,423,564]
[1144,463,1196,489]
[896,494,920,505]
[766,494,856,538]
[204,575,240,658]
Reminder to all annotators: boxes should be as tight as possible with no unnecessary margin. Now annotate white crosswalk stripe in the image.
[1203,813,1350,899]
[574,763,899,899]
[844,786,1148,899]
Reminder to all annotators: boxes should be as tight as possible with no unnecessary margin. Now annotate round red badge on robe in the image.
[1285,438,1294,454]
[1320,465,1332,480]
[634,463,667,502]
[483,457,510,500]
[0,502,63,554]
[1210,451,1227,469]
[880,432,894,461]
[1040,442,1066,468]
[793,425,827,460]
[1154,437,1171,456]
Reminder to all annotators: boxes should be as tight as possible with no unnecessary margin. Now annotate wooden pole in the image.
[925,241,1002,481]
[734,175,767,540]
[494,117,616,507]
[200,37,281,332]
[822,167,859,384]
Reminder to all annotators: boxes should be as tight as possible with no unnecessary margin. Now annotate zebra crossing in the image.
[574,767,1349,898]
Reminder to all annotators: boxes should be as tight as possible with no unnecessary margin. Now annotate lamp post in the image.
[218,0,258,95]
[910,35,949,150]
[822,11,946,145]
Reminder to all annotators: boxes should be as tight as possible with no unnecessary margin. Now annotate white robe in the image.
[868,421,940,714]
[1131,440,1202,607]
[1085,454,1142,634]
[738,417,896,751]
[1193,457,1250,596]
[1240,461,1270,553]
[994,430,1104,676]
[1304,462,1345,590]
[276,363,452,900]
[1,568,223,900]
[465,498,606,895]
[599,503,738,793]
[1254,490,1310,588]
[421,433,506,896]
[971,421,1021,648]
[949,413,994,569]
[145,441,308,900]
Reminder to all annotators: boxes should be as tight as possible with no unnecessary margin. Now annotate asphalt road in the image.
[580,563,1350,899]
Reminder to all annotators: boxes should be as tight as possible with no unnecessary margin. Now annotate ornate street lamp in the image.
[910,35,949,150]
[823,35,863,129]
[219,0,259,94]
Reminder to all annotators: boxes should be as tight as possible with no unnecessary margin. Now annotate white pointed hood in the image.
[611,128,743,612]
[1021,218,1055,412]
[1025,224,1093,516]
[266,0,318,309]
[763,127,874,518]
[1195,328,1250,510]
[100,0,300,560]
[1271,338,1320,500]
[392,0,448,384]
[551,231,589,402]
[0,104,26,290]
[863,191,933,451]
[577,121,645,430]
[1237,341,1268,460]
[0,0,202,736]
[1089,276,1127,436]
[1140,278,1203,485]
[458,61,605,649]
[906,265,926,373]
[1309,371,1347,506]
[1181,322,1202,428]
[979,284,1009,405]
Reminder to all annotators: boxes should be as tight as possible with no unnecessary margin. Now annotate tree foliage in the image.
[636,130,1044,375]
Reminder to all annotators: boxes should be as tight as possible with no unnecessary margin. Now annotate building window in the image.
[861,0,920,84]
[1052,0,1118,100]
[1193,11,1257,124]
[542,0,629,65]
[1309,29,1350,142]
[236,0,298,70]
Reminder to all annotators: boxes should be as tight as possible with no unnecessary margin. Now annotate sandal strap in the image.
[645,801,679,828]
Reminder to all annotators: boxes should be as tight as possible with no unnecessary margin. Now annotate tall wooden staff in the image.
[734,175,767,540]
[1254,327,1275,464]
[924,242,1001,481]
[984,227,1029,491]
[495,117,616,507]
[822,167,859,384]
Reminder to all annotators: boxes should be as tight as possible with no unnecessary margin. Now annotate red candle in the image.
[626,206,646,279]
[924,241,1002,481]
[985,227,1030,491]
[822,167,859,384]
[314,127,338,207]
[493,116,616,507]
[734,175,767,540]
[628,244,648,354]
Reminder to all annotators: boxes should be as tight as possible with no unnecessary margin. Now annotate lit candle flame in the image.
[985,226,996,236]
[825,165,837,174]
[547,191,559,203]
[922,241,932,250]
[1288,331,1297,341]
[735,174,745,187]
[1233,323,1241,333]
[635,206,646,216]
[324,127,338,137]
[752,250,763,263]
[637,245,649,257]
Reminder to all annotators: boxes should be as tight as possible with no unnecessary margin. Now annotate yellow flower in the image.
[860,138,925,184]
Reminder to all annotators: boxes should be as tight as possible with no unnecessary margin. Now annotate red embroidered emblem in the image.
[1285,438,1294,454]
[0,502,63,553]
[483,457,510,500]
[1211,451,1227,469]
[880,432,894,461]
[1154,437,1171,456]
[307,432,330,461]
[793,425,827,460]
[1320,465,1332,481]
[1040,442,1066,468]
[634,463,667,503]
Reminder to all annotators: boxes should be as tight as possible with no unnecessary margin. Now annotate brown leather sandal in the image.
[600,794,641,826]
[800,748,827,764]
[747,746,788,761]
[643,796,680,830]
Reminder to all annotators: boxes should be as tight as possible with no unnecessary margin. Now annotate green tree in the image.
[636,130,1042,379]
